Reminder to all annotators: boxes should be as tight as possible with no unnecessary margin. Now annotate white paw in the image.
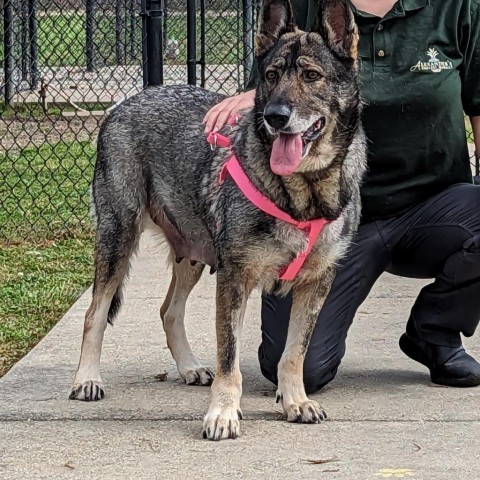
[69,379,105,401]
[202,406,243,440]
[180,366,215,386]
[276,391,326,423]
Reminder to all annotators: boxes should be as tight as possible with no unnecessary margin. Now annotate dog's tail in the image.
[107,285,124,326]
[91,221,140,327]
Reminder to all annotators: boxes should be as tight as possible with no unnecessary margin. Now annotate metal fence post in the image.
[29,0,39,89]
[163,0,168,56]
[3,0,14,106]
[115,0,124,65]
[141,0,148,87]
[199,0,206,87]
[186,0,197,85]
[242,0,254,89]
[86,0,95,71]
[21,0,29,81]
[129,0,136,61]
[142,0,164,86]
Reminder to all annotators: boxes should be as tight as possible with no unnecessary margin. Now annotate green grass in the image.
[0,140,96,241]
[168,15,244,65]
[0,140,95,376]
[37,12,132,67]
[0,11,243,68]
[0,237,93,377]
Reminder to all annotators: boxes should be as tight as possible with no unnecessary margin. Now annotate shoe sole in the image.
[399,334,480,388]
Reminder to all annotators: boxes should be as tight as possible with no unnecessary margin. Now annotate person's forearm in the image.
[471,116,480,157]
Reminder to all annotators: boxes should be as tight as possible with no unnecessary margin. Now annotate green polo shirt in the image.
[247,0,480,223]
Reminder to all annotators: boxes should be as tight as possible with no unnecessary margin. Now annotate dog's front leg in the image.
[202,269,249,441]
[276,273,334,423]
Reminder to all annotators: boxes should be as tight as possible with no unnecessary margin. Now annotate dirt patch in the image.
[0,115,102,152]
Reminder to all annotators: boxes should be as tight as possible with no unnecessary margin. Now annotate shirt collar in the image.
[402,0,430,12]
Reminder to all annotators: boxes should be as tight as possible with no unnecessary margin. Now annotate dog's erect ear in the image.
[255,0,296,56]
[312,0,358,59]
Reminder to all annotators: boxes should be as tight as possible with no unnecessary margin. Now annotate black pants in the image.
[259,183,480,393]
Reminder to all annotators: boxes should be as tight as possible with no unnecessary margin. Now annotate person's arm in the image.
[471,116,480,157]
[202,90,256,134]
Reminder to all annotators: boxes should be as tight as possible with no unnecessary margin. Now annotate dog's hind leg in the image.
[69,212,141,401]
[202,270,251,441]
[161,252,214,386]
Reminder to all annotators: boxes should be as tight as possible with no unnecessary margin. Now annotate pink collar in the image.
[206,116,329,281]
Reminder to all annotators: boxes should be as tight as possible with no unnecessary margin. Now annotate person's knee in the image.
[258,345,343,394]
[443,233,480,282]
[303,355,342,394]
[258,338,283,386]
[452,234,480,283]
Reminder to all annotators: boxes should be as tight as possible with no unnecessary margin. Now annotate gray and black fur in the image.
[70,0,367,441]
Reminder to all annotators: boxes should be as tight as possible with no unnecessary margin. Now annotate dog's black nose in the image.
[264,103,292,130]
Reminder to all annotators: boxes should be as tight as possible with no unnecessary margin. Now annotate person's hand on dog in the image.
[203,90,255,133]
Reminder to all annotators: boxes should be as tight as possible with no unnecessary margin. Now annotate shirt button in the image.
[378,50,386,57]
[377,24,384,31]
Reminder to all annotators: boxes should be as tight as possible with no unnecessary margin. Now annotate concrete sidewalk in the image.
[1,232,479,479]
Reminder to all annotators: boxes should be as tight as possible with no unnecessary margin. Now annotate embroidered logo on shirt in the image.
[410,48,453,73]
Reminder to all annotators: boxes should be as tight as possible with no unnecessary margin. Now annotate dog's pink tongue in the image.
[270,133,303,176]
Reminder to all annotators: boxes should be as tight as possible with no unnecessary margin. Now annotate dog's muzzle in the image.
[264,103,292,130]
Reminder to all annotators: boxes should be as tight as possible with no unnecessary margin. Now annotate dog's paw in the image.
[277,394,326,423]
[69,380,105,401]
[202,407,242,441]
[181,366,215,386]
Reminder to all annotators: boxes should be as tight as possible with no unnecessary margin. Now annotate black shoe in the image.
[399,333,480,387]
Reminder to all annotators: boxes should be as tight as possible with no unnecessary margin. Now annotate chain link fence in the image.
[161,0,255,93]
[0,0,477,244]
[0,0,256,243]
[0,0,144,242]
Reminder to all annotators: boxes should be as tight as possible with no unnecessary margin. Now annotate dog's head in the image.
[254,0,360,176]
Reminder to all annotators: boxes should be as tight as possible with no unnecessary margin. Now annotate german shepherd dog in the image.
[69,0,366,441]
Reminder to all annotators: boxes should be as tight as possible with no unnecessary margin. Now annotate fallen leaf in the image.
[64,461,75,470]
[155,372,168,382]
[303,457,338,465]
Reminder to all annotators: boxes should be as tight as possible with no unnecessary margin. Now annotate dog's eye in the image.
[265,70,278,83]
[304,70,321,81]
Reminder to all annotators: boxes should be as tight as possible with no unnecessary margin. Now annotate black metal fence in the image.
[0,0,256,242]
[0,0,477,243]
